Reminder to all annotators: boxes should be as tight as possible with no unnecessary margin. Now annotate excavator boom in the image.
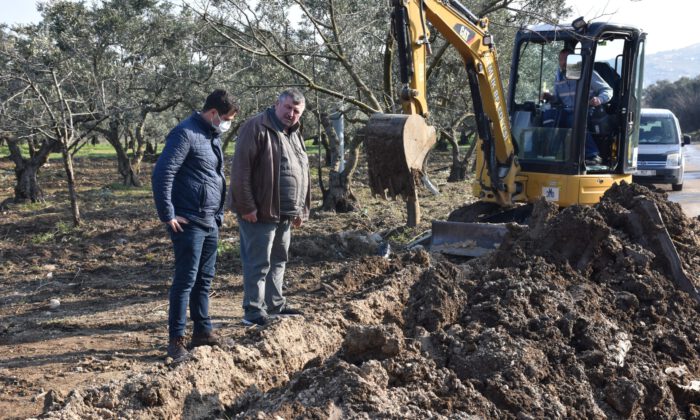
[364,0,521,224]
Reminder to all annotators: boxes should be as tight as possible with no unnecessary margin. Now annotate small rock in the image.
[49,299,60,310]
[605,378,644,416]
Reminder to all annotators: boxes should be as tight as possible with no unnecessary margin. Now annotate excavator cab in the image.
[504,21,646,206]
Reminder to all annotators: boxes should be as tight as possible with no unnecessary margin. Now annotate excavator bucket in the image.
[364,113,436,200]
[430,220,509,257]
[428,202,531,258]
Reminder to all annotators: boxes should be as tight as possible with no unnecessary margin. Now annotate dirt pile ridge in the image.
[41,182,700,419]
[39,255,427,419]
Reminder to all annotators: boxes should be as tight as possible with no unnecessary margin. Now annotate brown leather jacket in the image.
[227,109,310,222]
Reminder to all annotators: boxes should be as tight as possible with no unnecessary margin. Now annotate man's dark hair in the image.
[203,89,239,115]
[278,88,305,104]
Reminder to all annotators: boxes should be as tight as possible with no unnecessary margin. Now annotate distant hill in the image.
[644,43,700,87]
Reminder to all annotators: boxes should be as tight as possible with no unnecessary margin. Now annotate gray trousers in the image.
[238,217,291,319]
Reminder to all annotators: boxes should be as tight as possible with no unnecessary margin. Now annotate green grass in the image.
[0,143,118,161]
[30,220,74,244]
[18,201,52,212]
[3,137,324,161]
[71,143,118,159]
[384,225,426,245]
[218,238,239,258]
[105,182,151,193]
[304,138,321,156]
[31,231,56,244]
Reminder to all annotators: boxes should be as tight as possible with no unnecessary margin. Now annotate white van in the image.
[633,108,690,191]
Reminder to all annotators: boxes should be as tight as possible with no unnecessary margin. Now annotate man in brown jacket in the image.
[228,88,310,326]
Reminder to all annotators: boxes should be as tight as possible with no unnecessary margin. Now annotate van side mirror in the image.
[565,54,582,80]
[683,134,691,145]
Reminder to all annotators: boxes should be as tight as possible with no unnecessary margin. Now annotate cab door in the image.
[618,34,646,174]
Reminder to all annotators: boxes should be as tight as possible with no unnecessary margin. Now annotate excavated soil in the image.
[2,154,700,419]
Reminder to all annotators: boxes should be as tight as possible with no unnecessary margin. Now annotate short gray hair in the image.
[278,88,305,104]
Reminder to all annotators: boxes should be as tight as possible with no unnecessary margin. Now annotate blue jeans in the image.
[168,222,218,339]
[238,217,291,320]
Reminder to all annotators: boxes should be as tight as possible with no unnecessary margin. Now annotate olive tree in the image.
[38,0,232,186]
[0,21,100,225]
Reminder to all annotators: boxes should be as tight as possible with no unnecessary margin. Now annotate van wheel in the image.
[672,183,683,191]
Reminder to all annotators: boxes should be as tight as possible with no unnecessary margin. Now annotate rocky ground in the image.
[1,153,700,419]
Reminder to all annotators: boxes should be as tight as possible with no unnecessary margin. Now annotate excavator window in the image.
[511,41,574,164]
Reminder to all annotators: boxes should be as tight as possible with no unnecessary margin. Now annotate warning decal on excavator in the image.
[543,186,560,201]
[453,24,476,44]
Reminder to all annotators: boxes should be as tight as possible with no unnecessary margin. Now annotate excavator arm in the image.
[365,0,521,218]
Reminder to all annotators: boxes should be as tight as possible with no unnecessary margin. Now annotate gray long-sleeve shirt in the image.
[553,69,613,109]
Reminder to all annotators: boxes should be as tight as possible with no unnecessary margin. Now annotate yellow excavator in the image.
[364,0,646,255]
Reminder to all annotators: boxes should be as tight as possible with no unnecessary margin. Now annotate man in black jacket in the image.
[152,89,238,361]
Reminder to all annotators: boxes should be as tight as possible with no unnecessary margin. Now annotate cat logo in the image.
[453,24,475,43]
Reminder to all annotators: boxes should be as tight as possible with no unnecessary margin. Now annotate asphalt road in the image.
[655,142,700,218]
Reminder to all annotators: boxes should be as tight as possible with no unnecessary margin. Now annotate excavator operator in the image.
[542,47,613,166]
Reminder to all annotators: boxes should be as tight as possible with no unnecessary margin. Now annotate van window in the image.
[639,116,678,145]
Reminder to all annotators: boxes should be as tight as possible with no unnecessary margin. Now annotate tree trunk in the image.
[446,129,466,182]
[131,119,148,175]
[105,120,141,187]
[117,146,142,187]
[14,163,43,203]
[322,170,357,212]
[221,122,241,157]
[145,141,158,160]
[448,129,476,182]
[60,142,81,226]
[7,138,57,203]
[319,113,358,213]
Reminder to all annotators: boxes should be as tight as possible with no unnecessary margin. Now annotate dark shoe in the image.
[271,306,304,317]
[189,331,220,348]
[242,315,269,327]
[167,336,190,361]
[585,155,603,165]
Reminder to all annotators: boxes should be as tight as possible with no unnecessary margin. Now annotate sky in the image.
[0,0,697,55]
[563,0,700,55]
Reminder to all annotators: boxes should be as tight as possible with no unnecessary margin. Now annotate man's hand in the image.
[292,216,303,228]
[242,210,258,223]
[167,216,189,233]
[589,96,602,107]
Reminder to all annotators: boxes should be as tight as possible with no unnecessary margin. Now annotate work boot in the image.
[271,306,304,317]
[242,315,269,327]
[190,331,221,349]
[167,336,190,362]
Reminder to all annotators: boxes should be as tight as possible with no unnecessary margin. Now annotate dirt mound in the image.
[41,183,700,418]
[292,229,383,261]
